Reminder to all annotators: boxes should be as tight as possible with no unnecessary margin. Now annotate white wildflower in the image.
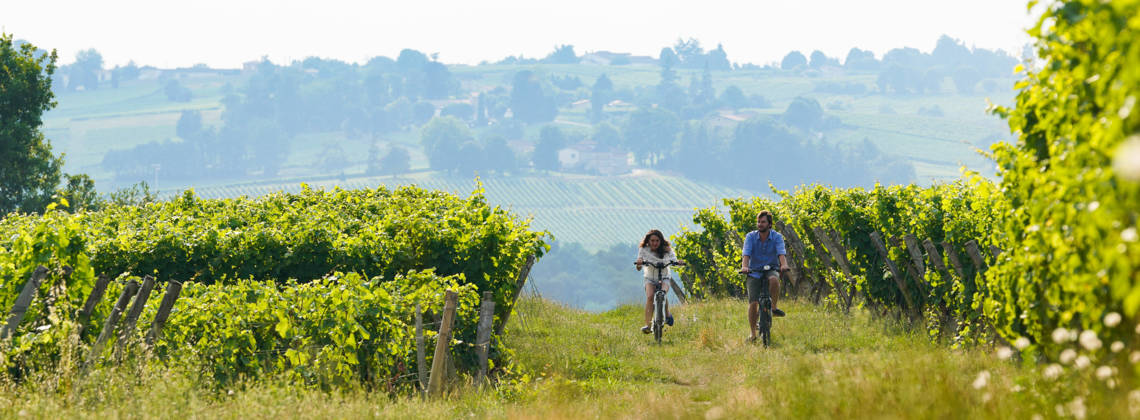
[1060,349,1077,364]
[1053,327,1070,344]
[1109,378,1118,389]
[1011,384,1024,393]
[1131,351,1140,364]
[1096,366,1115,380]
[997,346,1014,360]
[1014,337,1031,350]
[1135,322,1140,334]
[1088,201,1100,211]
[1106,312,1123,327]
[982,392,992,403]
[1112,341,1125,353]
[1068,397,1087,420]
[1027,224,1040,232]
[1075,355,1091,369]
[1043,364,1064,379]
[1079,330,1102,351]
[1116,135,1140,181]
[1124,227,1139,243]
[1031,414,1043,420]
[973,370,991,389]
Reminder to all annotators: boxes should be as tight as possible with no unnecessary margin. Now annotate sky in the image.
[3,0,1038,68]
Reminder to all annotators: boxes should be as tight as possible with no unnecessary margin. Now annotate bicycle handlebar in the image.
[634,260,685,269]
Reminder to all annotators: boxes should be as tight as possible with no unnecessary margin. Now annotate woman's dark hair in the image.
[640,229,671,258]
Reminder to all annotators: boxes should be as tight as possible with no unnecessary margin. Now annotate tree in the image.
[809,50,838,69]
[164,79,192,102]
[455,141,486,175]
[543,45,579,64]
[672,38,704,67]
[591,74,614,121]
[413,101,436,125]
[951,66,981,94]
[706,44,731,71]
[379,145,411,174]
[719,85,748,110]
[932,35,971,68]
[483,136,517,174]
[0,34,63,214]
[68,48,103,91]
[420,116,471,172]
[783,96,824,130]
[623,107,680,166]
[509,70,557,123]
[533,125,565,171]
[592,122,622,147]
[843,48,879,71]
[658,48,678,84]
[176,110,204,139]
[780,51,807,70]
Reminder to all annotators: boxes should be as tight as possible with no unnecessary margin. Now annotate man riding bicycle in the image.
[740,211,788,342]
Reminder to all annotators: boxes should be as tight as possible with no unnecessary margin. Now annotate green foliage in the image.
[672,179,1005,338]
[153,270,480,388]
[987,0,1140,361]
[0,184,547,384]
[0,34,63,214]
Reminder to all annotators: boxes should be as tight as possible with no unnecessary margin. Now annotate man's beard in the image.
[757,226,770,233]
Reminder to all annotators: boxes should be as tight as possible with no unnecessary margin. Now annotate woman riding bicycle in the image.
[635,229,684,334]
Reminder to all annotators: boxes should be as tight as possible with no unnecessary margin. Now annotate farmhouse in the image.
[557,140,630,175]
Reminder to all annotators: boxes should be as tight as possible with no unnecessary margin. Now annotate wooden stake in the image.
[428,290,459,397]
[869,232,916,317]
[146,280,183,346]
[1,266,49,340]
[475,291,495,386]
[87,279,139,365]
[416,303,427,394]
[494,255,535,336]
[77,274,112,336]
[115,275,155,359]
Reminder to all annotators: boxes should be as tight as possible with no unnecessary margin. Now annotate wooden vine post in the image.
[428,290,459,397]
[87,279,139,365]
[415,303,427,394]
[115,275,156,360]
[146,280,183,347]
[811,226,853,312]
[77,274,112,336]
[1,266,49,340]
[494,254,535,336]
[475,291,495,386]
[869,232,917,318]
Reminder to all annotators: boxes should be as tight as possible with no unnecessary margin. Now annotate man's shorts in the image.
[746,269,780,303]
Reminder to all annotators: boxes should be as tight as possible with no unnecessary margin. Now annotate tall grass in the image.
[2,297,1134,418]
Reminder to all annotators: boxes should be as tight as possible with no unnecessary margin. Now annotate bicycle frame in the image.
[637,260,681,343]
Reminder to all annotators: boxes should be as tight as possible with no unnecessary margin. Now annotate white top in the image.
[637,246,677,280]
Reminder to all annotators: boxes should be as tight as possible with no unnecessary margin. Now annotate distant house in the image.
[507,139,534,159]
[557,140,630,175]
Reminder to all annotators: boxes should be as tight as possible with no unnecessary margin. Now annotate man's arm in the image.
[778,254,789,271]
[741,255,751,272]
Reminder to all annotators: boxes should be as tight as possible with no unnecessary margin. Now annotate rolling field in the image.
[172,171,758,251]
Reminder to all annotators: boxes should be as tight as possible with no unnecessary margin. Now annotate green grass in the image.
[3,297,1129,418]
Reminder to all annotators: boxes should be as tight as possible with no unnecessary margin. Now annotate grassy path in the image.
[2,297,1127,419]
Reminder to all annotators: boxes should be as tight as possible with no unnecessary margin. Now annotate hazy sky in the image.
[4,0,1037,68]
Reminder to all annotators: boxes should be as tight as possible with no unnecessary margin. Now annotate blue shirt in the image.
[742,229,786,278]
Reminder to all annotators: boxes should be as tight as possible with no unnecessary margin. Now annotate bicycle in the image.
[635,260,683,343]
[741,265,785,347]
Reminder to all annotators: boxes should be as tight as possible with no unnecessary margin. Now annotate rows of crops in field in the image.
[180,173,759,250]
